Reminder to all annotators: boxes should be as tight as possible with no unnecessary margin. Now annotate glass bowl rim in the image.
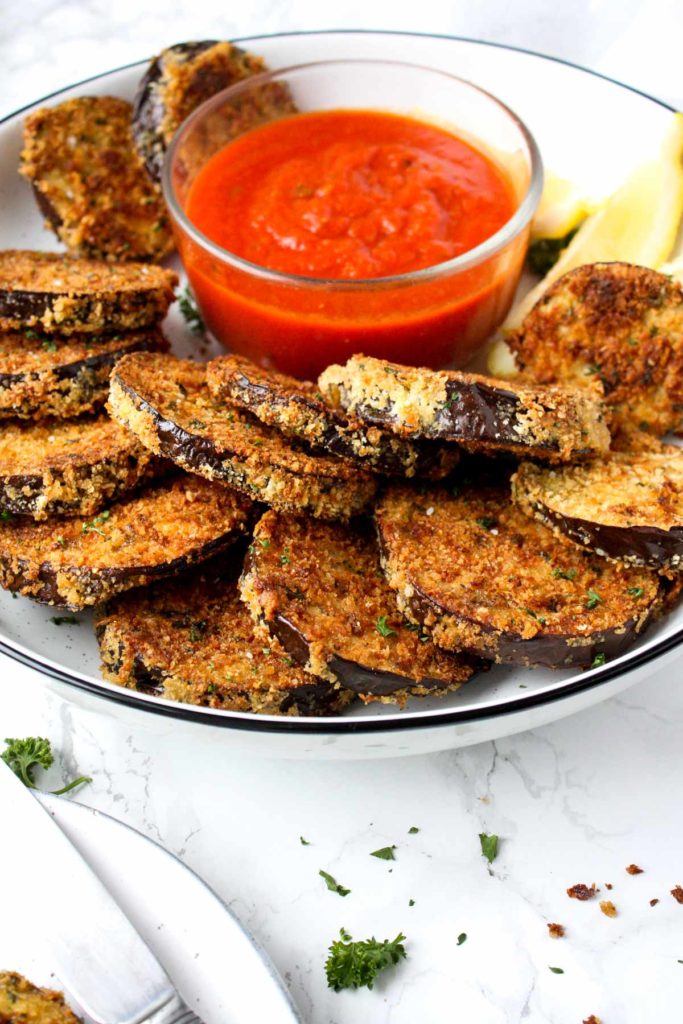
[162,57,544,289]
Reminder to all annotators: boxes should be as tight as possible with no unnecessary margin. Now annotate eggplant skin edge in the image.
[398,582,664,670]
[0,529,244,611]
[519,499,683,572]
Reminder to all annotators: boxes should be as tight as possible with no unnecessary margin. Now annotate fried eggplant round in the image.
[240,510,478,704]
[0,414,160,520]
[0,972,81,1024]
[319,354,609,463]
[0,251,177,335]
[207,354,458,479]
[109,352,376,520]
[375,482,664,669]
[512,446,683,571]
[96,557,354,716]
[0,326,166,419]
[133,40,268,180]
[0,475,252,609]
[507,262,683,443]
[20,96,173,262]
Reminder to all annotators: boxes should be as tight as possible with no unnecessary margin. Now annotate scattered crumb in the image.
[650,899,659,907]
[671,885,683,904]
[567,883,598,901]
[605,883,613,890]
[599,900,617,918]
[547,922,565,938]
[583,1016,602,1024]
[626,864,644,875]
[478,796,491,804]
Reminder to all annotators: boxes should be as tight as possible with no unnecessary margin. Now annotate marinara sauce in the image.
[180,109,523,379]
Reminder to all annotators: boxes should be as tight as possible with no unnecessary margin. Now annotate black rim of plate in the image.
[1,29,680,736]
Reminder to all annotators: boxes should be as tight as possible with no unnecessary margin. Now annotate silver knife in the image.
[0,760,203,1024]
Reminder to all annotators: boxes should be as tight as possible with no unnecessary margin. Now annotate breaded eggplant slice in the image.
[0,475,251,609]
[507,262,683,443]
[240,511,477,704]
[375,483,664,669]
[0,414,160,520]
[207,354,458,479]
[133,41,268,180]
[0,251,177,335]
[110,352,376,520]
[96,557,354,715]
[0,972,81,1024]
[512,445,683,571]
[0,326,165,419]
[20,96,173,262]
[319,354,609,463]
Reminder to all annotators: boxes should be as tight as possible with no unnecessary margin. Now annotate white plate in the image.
[1,30,682,759]
[0,792,300,1023]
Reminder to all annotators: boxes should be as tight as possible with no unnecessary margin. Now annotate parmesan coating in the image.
[207,354,458,478]
[0,414,160,519]
[133,41,269,179]
[0,251,177,334]
[0,327,165,419]
[507,262,683,443]
[20,96,174,262]
[240,510,477,705]
[0,972,81,1024]
[0,475,252,609]
[375,482,663,668]
[512,445,683,569]
[96,559,354,716]
[319,354,609,462]
[109,352,377,520]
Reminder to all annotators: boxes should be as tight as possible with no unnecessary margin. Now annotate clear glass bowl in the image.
[163,59,543,379]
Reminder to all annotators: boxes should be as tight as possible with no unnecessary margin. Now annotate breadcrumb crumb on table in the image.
[547,922,565,938]
[567,883,598,901]
[671,885,683,903]
[599,899,617,917]
[626,863,644,875]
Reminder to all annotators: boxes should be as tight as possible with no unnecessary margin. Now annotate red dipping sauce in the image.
[175,108,528,379]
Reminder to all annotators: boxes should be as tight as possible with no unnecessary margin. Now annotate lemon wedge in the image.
[502,111,683,334]
[530,171,594,241]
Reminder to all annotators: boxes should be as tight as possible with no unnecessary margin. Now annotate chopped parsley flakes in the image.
[479,832,499,864]
[371,845,397,861]
[319,869,351,897]
[375,616,396,638]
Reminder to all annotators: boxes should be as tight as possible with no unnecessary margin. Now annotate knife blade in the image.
[0,760,202,1024]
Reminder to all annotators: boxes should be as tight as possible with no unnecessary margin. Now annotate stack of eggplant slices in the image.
[2,242,683,715]
[2,42,683,715]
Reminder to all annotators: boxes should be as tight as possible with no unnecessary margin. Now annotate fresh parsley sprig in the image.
[178,288,205,335]
[325,929,407,991]
[1,737,91,795]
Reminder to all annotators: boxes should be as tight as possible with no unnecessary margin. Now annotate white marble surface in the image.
[2,5,683,1023]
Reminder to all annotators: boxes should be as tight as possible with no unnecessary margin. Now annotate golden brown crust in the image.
[20,96,174,262]
[512,446,683,569]
[207,354,459,479]
[132,41,269,179]
[375,482,664,668]
[0,327,166,418]
[109,352,377,520]
[0,475,252,609]
[0,972,81,1024]
[319,354,610,462]
[0,251,177,334]
[239,510,477,705]
[507,262,683,443]
[0,413,160,519]
[95,558,354,715]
